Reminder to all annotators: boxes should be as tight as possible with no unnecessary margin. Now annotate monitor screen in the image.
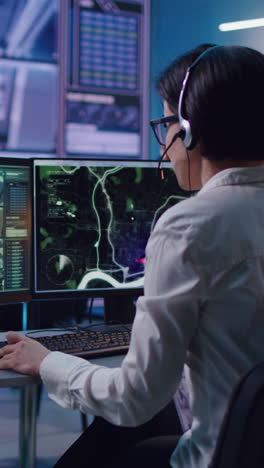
[0,0,58,155]
[0,158,32,302]
[33,158,188,297]
[65,0,149,158]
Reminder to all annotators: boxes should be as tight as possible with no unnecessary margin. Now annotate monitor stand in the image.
[104,295,138,324]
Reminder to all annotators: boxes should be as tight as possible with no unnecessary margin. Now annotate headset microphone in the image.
[158,129,184,179]
[169,129,185,147]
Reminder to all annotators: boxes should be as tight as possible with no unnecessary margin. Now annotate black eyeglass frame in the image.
[150,115,179,146]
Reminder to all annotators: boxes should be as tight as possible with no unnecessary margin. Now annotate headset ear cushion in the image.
[179,118,192,148]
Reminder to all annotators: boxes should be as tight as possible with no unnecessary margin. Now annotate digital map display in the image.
[34,161,188,293]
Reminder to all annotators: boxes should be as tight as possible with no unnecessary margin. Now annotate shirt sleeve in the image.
[40,206,204,427]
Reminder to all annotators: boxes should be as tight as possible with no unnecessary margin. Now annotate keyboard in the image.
[30,324,132,359]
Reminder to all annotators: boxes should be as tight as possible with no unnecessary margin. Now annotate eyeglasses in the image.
[150,115,179,146]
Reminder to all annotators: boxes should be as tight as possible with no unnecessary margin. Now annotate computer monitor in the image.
[0,158,32,302]
[0,0,58,154]
[33,158,189,299]
[65,0,150,158]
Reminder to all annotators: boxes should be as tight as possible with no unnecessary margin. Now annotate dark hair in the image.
[157,44,264,161]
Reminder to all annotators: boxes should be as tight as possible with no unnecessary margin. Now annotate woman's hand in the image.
[0,331,50,376]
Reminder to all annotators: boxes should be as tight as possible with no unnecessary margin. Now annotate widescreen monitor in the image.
[33,159,189,297]
[0,158,32,302]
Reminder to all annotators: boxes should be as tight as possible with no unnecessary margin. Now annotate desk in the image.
[0,355,123,468]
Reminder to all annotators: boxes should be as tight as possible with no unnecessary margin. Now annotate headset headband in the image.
[178,45,220,149]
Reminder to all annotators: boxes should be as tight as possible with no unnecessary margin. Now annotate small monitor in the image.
[65,0,150,158]
[0,158,32,302]
[33,159,189,298]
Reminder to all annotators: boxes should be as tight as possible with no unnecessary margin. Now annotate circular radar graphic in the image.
[46,255,74,286]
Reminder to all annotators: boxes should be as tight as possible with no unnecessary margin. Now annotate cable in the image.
[186,150,192,191]
[87,297,94,324]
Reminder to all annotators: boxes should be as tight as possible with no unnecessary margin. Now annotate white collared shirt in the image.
[40,166,264,467]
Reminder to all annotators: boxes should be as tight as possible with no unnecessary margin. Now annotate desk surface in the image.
[0,370,40,388]
[0,351,123,388]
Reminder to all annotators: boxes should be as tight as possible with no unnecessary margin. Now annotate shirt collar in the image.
[199,166,264,195]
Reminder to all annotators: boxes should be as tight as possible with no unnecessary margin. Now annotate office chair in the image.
[210,361,264,468]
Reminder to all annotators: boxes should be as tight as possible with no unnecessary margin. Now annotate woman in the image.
[1,44,264,467]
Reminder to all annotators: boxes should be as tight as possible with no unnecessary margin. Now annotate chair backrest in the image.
[210,361,264,468]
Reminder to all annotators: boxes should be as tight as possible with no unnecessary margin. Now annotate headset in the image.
[178,45,220,150]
